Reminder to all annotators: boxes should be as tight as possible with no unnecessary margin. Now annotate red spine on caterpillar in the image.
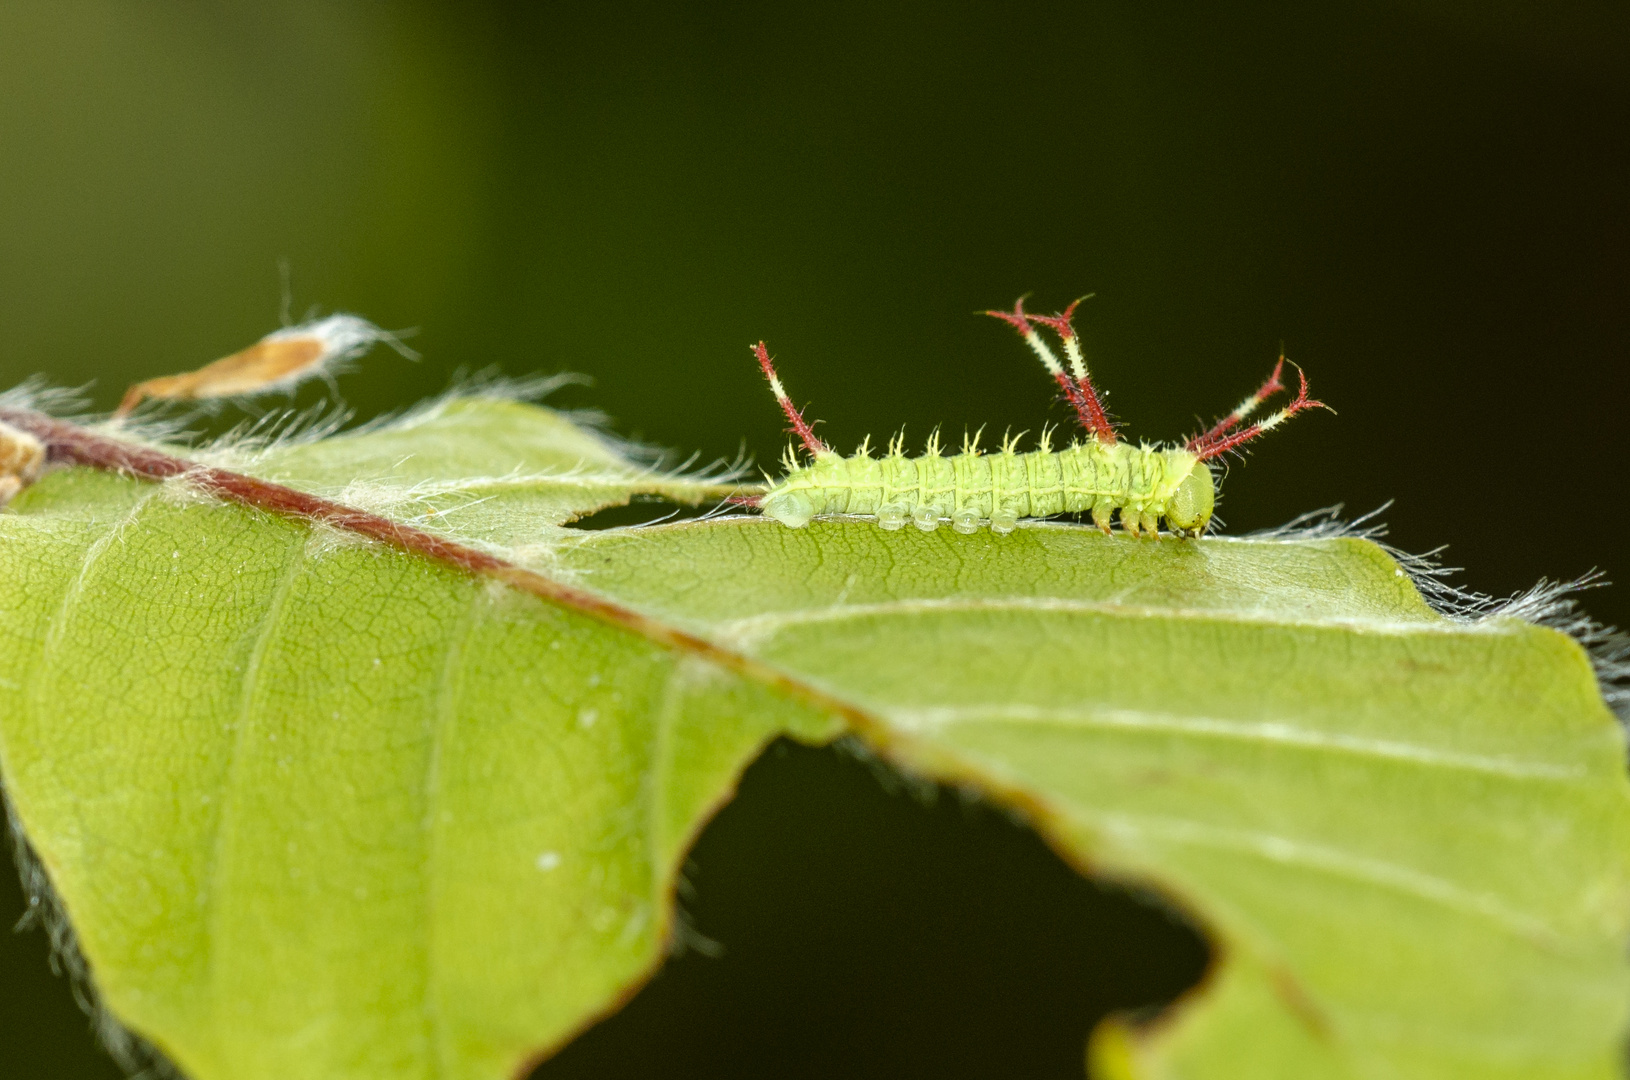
[1188,355,1287,450]
[753,341,827,458]
[1187,360,1330,461]
[1019,297,1118,445]
[984,298,1116,445]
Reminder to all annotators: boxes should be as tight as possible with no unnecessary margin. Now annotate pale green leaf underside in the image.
[1,398,1627,1080]
[208,395,744,548]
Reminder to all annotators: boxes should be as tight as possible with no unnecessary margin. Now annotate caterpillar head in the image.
[1164,459,1215,537]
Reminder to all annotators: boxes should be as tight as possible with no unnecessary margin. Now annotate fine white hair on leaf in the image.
[355,367,759,488]
[5,791,184,1079]
[1240,501,1392,544]
[548,410,751,487]
[351,368,591,437]
[0,378,92,417]
[30,364,741,489]
[330,369,749,486]
[192,400,358,467]
[1248,504,1630,724]
[667,903,725,961]
[0,379,210,464]
[1479,576,1630,724]
[301,518,378,560]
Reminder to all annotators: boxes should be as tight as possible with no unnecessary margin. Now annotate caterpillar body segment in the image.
[760,441,1212,537]
[746,297,1324,539]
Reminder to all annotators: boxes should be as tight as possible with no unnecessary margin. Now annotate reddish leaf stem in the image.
[0,407,869,729]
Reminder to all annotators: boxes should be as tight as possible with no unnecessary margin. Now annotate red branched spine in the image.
[1186,355,1286,451]
[753,342,827,457]
[984,298,1115,444]
[1188,364,1330,461]
[1021,298,1116,444]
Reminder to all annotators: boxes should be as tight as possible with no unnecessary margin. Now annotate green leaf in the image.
[1,395,1627,1080]
[235,393,746,546]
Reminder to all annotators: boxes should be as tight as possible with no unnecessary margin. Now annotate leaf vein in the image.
[1098,812,1560,943]
[422,587,482,1080]
[888,704,1585,780]
[21,488,163,854]
[204,534,308,1053]
[645,661,689,913]
[713,596,1453,647]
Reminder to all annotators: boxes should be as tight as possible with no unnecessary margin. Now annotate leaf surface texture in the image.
[1,396,1626,1079]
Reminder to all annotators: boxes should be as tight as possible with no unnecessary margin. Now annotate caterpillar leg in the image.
[985,298,1116,445]
[752,342,828,458]
[1091,501,1114,535]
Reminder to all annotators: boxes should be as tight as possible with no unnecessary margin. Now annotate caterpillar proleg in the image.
[738,297,1330,538]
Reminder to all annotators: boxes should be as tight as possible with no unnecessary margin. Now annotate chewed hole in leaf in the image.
[534,740,1210,1079]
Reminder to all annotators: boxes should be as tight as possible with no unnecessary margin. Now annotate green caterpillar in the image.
[741,297,1328,539]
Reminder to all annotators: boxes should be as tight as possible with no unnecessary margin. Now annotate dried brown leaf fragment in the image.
[115,315,409,416]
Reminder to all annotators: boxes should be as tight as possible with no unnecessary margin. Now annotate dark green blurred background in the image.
[3,2,1627,1076]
